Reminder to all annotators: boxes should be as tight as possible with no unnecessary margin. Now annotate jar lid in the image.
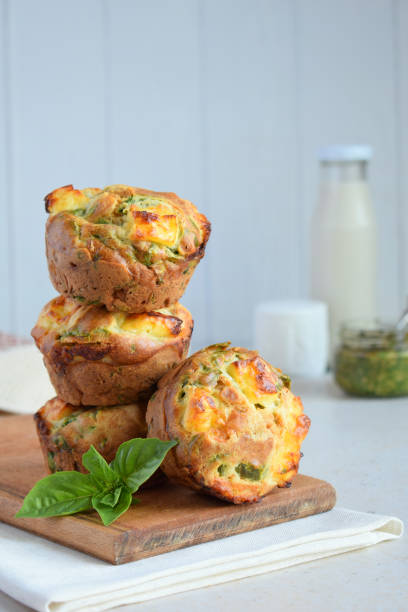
[318,145,373,162]
[340,320,404,350]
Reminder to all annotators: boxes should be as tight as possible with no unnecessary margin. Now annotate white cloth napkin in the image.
[0,508,402,612]
[0,345,54,414]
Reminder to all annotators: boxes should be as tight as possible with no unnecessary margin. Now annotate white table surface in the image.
[1,376,407,612]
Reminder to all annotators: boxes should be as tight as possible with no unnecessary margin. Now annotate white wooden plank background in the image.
[0,0,406,349]
[397,0,408,305]
[202,0,299,348]
[0,0,12,332]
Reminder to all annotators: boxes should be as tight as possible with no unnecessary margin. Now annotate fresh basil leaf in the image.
[16,438,176,526]
[110,438,177,493]
[97,486,122,508]
[92,487,132,526]
[15,472,98,518]
[82,445,119,487]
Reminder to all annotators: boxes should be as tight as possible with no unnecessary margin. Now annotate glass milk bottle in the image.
[310,145,377,360]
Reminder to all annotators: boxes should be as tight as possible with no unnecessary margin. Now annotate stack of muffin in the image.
[32,182,311,505]
[32,184,211,475]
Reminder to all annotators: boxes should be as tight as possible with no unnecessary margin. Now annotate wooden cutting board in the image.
[0,415,336,565]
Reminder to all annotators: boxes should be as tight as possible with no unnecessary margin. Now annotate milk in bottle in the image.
[310,145,377,360]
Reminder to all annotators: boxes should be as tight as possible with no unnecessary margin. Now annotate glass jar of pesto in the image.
[334,321,408,397]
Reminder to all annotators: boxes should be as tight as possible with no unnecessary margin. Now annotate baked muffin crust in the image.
[32,296,193,405]
[45,184,211,312]
[146,343,310,504]
[35,397,163,488]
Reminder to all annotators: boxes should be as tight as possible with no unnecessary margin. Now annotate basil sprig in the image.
[16,438,177,526]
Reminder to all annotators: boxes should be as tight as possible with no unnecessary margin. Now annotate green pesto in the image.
[166,250,184,264]
[92,327,110,336]
[59,327,109,341]
[76,425,87,439]
[72,220,81,237]
[217,464,228,476]
[208,453,229,464]
[71,208,87,218]
[280,374,291,390]
[123,195,152,208]
[235,463,263,481]
[188,215,200,231]
[47,451,57,473]
[335,345,408,397]
[98,437,109,450]
[59,414,79,428]
[117,203,130,214]
[52,435,71,451]
[91,233,115,249]
[85,205,96,217]
[143,250,153,267]
[58,328,90,340]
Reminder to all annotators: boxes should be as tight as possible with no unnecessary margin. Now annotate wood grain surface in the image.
[0,415,336,565]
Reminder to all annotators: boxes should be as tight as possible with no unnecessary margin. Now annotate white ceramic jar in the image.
[254,299,329,377]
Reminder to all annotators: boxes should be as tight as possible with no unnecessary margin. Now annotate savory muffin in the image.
[146,343,310,504]
[35,397,162,487]
[45,184,211,312]
[32,295,193,406]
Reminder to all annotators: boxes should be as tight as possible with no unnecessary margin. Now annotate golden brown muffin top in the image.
[150,343,310,502]
[45,184,210,269]
[32,295,193,364]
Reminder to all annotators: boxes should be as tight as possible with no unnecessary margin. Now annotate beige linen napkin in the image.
[0,508,402,612]
[0,345,54,414]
